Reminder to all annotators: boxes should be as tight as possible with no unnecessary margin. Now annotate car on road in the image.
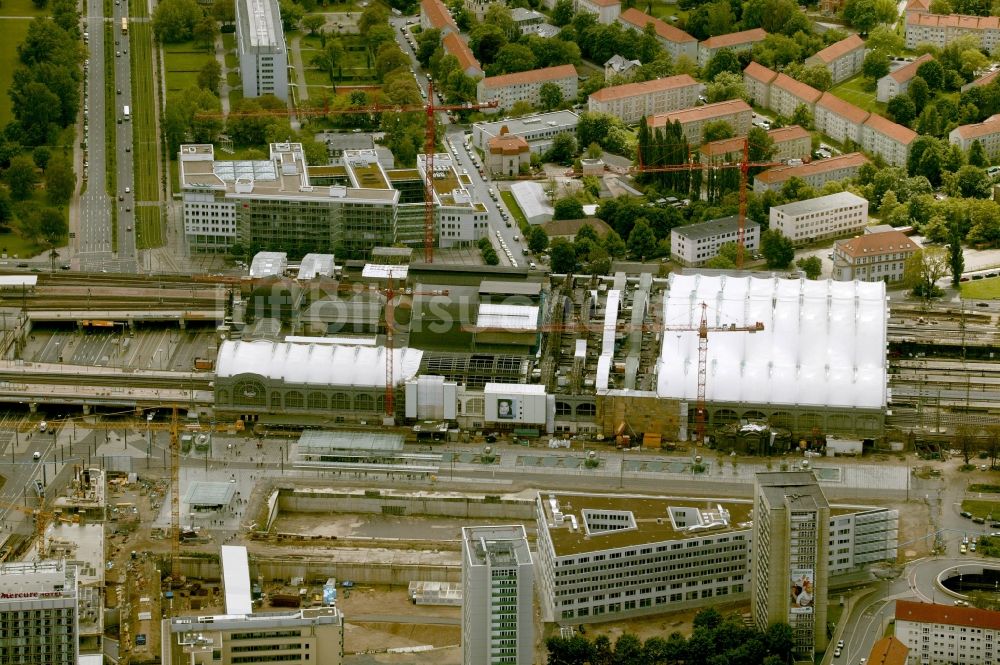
[127,226,132,231]
[32,451,41,461]
[512,235,519,241]
[125,187,130,193]
[838,641,844,649]
[961,511,973,518]
[118,194,124,201]
[34,480,44,497]
[125,146,130,152]
[16,262,27,268]
[117,88,121,94]
[61,264,70,270]
[971,542,977,552]
[833,648,841,657]
[116,50,120,57]
[960,544,967,553]
[975,516,986,524]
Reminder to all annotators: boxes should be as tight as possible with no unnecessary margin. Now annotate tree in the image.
[604,229,626,257]
[484,3,517,38]
[527,225,549,253]
[197,59,222,93]
[553,196,584,220]
[887,94,916,126]
[44,154,74,204]
[35,206,65,247]
[546,132,578,164]
[796,63,833,91]
[416,28,443,68]
[842,0,897,32]
[539,82,563,111]
[969,140,989,168]
[627,219,656,258]
[791,103,813,130]
[358,3,389,34]
[552,0,574,26]
[909,76,929,114]
[312,39,346,82]
[704,48,741,80]
[796,255,822,279]
[301,14,326,35]
[955,164,992,198]
[482,246,499,265]
[705,71,748,103]
[468,24,506,65]
[5,155,37,200]
[549,238,577,273]
[702,120,734,143]
[489,43,536,76]
[586,142,603,160]
[903,246,948,300]
[862,50,890,80]
[949,222,964,287]
[375,44,410,81]
[0,188,11,231]
[917,59,945,90]
[865,25,904,53]
[760,228,794,268]
[152,0,203,43]
[192,15,218,51]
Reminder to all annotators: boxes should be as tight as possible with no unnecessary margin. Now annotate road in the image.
[0,413,62,536]
[112,0,138,271]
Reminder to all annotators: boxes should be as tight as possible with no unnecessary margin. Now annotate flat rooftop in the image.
[540,492,754,557]
[673,215,759,240]
[185,481,237,507]
[756,471,830,509]
[47,523,105,585]
[473,111,580,138]
[296,430,405,453]
[463,525,532,567]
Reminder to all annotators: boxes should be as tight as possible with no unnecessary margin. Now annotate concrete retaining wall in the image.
[276,489,536,520]
[178,556,460,586]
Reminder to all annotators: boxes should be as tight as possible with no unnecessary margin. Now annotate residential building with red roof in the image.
[753,152,869,192]
[876,53,933,102]
[486,131,531,176]
[895,599,1000,664]
[420,0,458,35]
[697,28,767,67]
[576,0,621,24]
[833,228,918,283]
[962,67,1000,92]
[949,113,1000,158]
[904,0,931,15]
[865,636,909,665]
[814,92,869,146]
[476,65,578,112]
[905,12,1000,52]
[698,125,811,164]
[588,74,700,124]
[769,73,822,119]
[743,62,778,109]
[647,99,752,145]
[805,34,867,83]
[618,9,698,61]
[442,32,482,77]
[862,113,917,167]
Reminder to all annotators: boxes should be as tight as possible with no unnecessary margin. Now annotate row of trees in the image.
[152,0,219,47]
[457,4,581,77]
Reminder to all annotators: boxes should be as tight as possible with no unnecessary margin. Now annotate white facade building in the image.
[618,9,698,61]
[876,54,933,103]
[769,192,869,245]
[833,229,919,284]
[588,75,701,125]
[950,113,1000,158]
[895,599,1000,665]
[670,215,760,266]
[417,153,490,248]
[576,0,621,24]
[0,561,79,665]
[235,0,289,100]
[461,525,534,665]
[805,34,867,84]
[476,65,579,112]
[754,152,869,192]
[471,111,580,156]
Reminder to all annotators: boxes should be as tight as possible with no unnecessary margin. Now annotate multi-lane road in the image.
[113,0,137,270]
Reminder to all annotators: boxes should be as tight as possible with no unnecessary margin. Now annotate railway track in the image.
[0,369,214,390]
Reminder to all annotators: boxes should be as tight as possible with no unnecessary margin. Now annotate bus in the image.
[123,105,130,121]
[121,17,128,33]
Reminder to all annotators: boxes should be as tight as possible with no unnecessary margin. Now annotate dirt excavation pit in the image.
[273,512,535,542]
[338,586,461,655]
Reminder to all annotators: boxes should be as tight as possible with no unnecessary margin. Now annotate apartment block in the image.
[895,600,1000,665]
[769,191,869,245]
[814,92,868,145]
[618,8,698,62]
[471,110,580,155]
[442,32,482,77]
[876,54,933,102]
[950,113,1000,158]
[744,61,778,109]
[477,65,578,112]
[461,525,534,665]
[647,99,753,145]
[670,215,760,266]
[421,0,458,34]
[697,28,767,67]
[588,75,700,124]
[905,12,1000,51]
[751,472,829,661]
[699,125,811,165]
[861,113,917,167]
[769,73,822,119]
[754,152,869,192]
[576,0,621,24]
[0,561,78,665]
[962,68,1000,92]
[805,34,867,84]
[832,229,919,283]
[235,0,288,100]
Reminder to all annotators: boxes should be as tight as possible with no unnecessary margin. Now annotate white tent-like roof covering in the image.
[216,340,424,387]
[656,275,887,409]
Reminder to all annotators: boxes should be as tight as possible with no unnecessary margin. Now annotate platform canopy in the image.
[656,274,887,409]
[216,340,424,387]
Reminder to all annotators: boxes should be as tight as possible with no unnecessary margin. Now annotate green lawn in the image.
[0,232,43,259]
[129,0,148,20]
[134,205,162,249]
[500,191,529,231]
[0,20,30,126]
[829,75,886,115]
[962,499,1000,520]
[164,42,215,94]
[961,277,1000,299]
[223,33,238,70]
[130,21,161,236]
[104,21,117,205]
[0,0,49,16]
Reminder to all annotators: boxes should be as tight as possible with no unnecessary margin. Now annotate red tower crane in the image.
[196,86,498,263]
[632,136,783,269]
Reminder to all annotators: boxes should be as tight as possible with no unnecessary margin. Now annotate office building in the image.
[753,152,869,192]
[604,54,642,79]
[805,34,867,84]
[697,28,767,67]
[905,12,1000,50]
[618,9,698,61]
[471,110,580,156]
[877,54,933,102]
[577,0,621,24]
[950,113,1000,158]
[235,0,288,100]
[421,0,458,34]
[832,229,919,283]
[768,73,822,119]
[861,113,917,167]
[895,599,1000,665]
[0,561,78,665]
[647,99,753,145]
[670,215,760,266]
[814,92,868,146]
[751,472,829,661]
[769,191,869,245]
[461,525,534,665]
[588,75,701,124]
[477,65,579,112]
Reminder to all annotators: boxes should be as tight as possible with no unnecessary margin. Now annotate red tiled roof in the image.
[953,113,1000,140]
[905,0,930,12]
[581,0,621,7]
[768,125,810,143]
[480,64,577,89]
[810,34,865,64]
[909,11,1000,28]
[700,28,768,50]
[619,8,696,44]
[896,599,1000,632]
[744,61,778,83]
[421,0,457,32]
[864,112,917,145]
[817,92,870,124]
[699,136,745,157]
[647,99,751,127]
[442,32,481,75]
[966,69,1000,89]
[488,134,530,154]
[837,230,917,258]
[756,152,869,183]
[772,73,823,104]
[867,637,909,665]
[589,74,699,102]
[889,53,933,84]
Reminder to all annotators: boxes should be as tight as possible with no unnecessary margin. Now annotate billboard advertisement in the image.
[497,398,517,420]
[790,568,814,614]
